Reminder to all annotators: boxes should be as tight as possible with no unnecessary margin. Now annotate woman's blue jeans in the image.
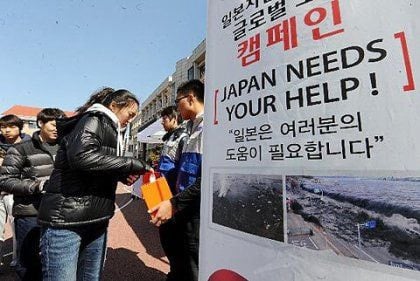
[40,223,108,281]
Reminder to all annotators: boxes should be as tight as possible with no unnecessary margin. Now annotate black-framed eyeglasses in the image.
[174,95,188,105]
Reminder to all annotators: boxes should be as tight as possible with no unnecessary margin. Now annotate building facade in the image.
[131,39,206,159]
[140,39,205,125]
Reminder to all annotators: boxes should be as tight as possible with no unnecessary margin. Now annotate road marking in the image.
[355,245,380,263]
[308,236,319,250]
[312,227,343,255]
[331,235,358,258]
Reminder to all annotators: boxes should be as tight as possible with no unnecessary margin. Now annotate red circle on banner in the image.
[208,269,248,281]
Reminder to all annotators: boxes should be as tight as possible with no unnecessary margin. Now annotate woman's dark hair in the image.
[36,108,66,126]
[76,87,139,114]
[160,105,183,124]
[0,114,24,131]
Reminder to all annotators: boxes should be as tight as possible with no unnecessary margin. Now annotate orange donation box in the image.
[141,175,172,214]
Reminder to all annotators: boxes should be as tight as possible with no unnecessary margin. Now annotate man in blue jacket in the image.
[151,79,204,281]
[158,106,187,193]
[157,105,188,281]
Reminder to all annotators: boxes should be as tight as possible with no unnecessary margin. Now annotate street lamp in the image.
[357,223,362,248]
[314,188,324,200]
[356,220,377,248]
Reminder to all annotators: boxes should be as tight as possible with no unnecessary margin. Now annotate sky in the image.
[0,0,207,113]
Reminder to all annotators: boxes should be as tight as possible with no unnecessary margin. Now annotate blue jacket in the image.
[176,113,203,192]
[158,126,187,193]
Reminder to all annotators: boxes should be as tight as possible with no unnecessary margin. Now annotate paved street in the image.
[0,184,169,280]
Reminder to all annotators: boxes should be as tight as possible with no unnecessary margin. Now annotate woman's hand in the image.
[124,167,154,185]
[125,174,140,185]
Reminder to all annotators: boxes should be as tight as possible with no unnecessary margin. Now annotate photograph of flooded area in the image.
[212,173,284,242]
[286,176,420,272]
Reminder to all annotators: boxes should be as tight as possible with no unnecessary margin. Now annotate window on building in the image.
[27,121,38,129]
[188,66,194,80]
[199,65,205,81]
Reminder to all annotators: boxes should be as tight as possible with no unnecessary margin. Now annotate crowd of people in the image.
[0,79,205,281]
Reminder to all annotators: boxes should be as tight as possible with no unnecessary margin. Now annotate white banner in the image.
[202,0,420,280]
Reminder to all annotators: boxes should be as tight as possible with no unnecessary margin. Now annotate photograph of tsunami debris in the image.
[286,176,420,271]
[212,173,284,242]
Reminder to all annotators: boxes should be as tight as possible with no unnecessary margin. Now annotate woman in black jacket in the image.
[38,88,150,281]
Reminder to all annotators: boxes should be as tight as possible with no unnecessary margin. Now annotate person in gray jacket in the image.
[157,106,187,281]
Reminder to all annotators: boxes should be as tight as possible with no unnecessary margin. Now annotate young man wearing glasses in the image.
[150,79,204,281]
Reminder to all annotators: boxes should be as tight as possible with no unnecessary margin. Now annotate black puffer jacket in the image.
[0,133,31,161]
[0,133,31,167]
[38,110,149,227]
[0,132,57,217]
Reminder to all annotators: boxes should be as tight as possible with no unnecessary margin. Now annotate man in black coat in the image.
[0,114,31,271]
[0,108,65,281]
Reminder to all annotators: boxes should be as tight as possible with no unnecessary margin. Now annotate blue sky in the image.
[0,0,207,113]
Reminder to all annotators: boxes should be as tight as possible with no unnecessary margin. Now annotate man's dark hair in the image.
[160,106,183,124]
[36,108,66,126]
[0,114,24,131]
[177,79,204,103]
